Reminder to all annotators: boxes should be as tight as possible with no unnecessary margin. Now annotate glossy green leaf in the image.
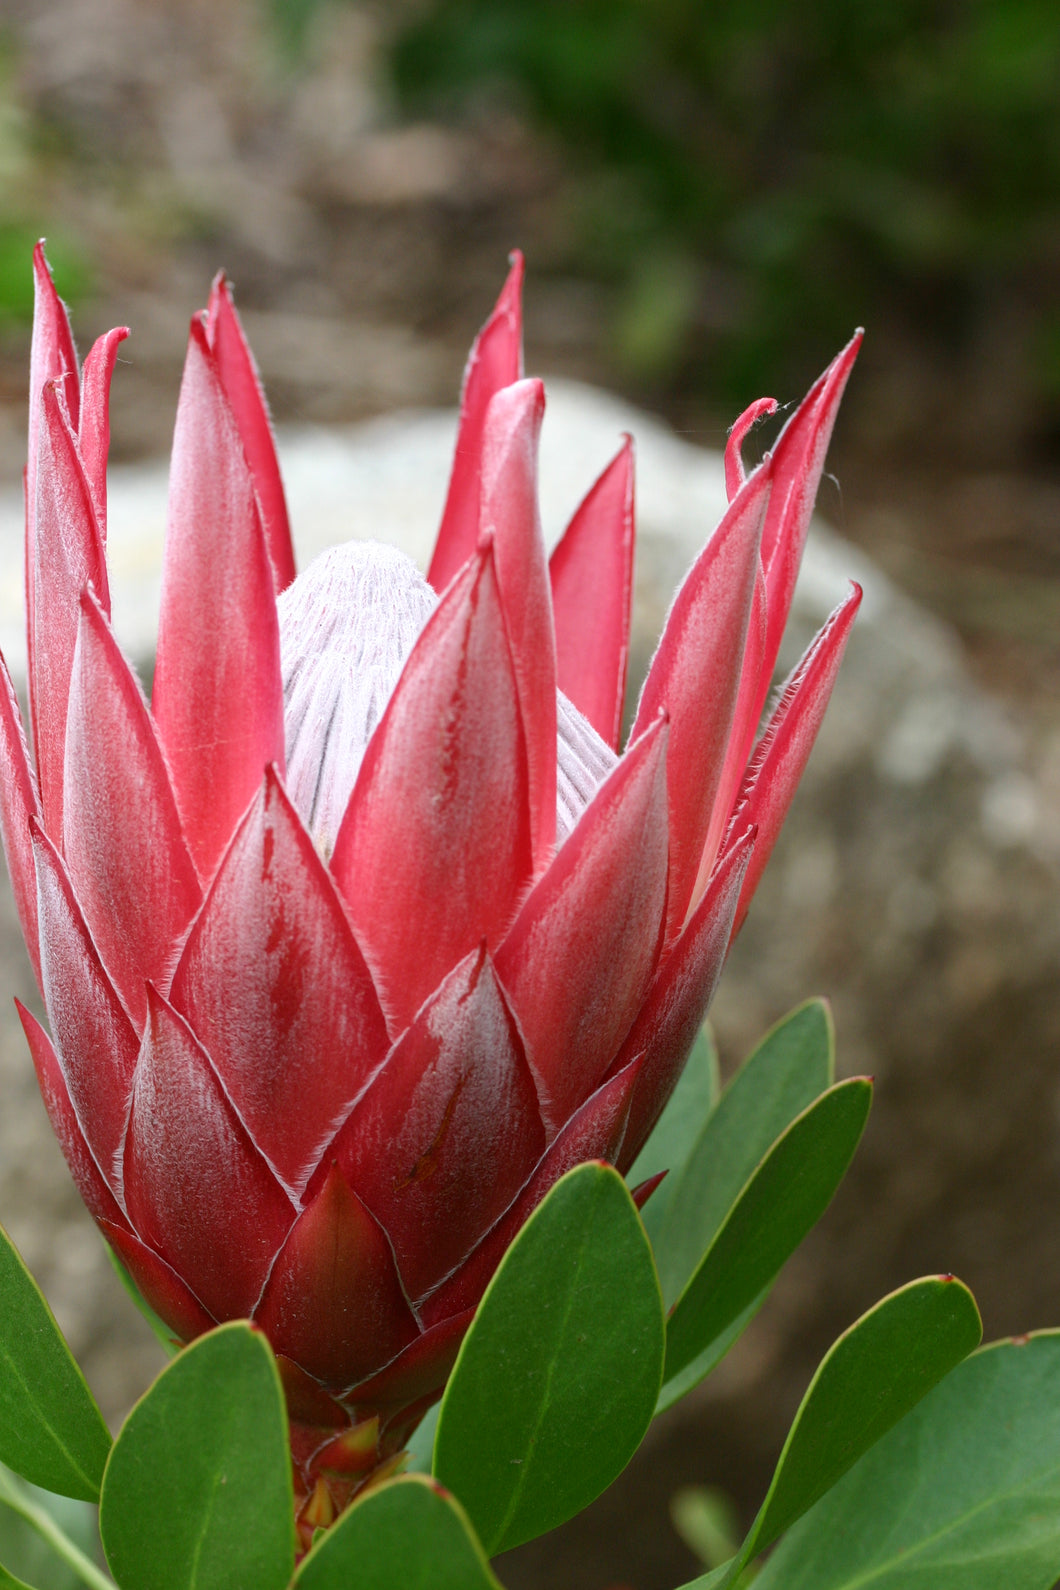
[716,1276,982,1587]
[657,1292,767,1415]
[628,1021,718,1244]
[294,1475,500,1590]
[677,1565,731,1590]
[655,998,833,1306]
[755,1329,1060,1590]
[0,1225,111,1501]
[100,1322,293,1590]
[664,1078,872,1388]
[405,1403,440,1475]
[433,1163,665,1555]
[0,1564,32,1588]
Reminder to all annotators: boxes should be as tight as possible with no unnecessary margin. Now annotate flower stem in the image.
[0,1466,113,1590]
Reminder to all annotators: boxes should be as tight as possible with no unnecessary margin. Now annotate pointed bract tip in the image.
[509,374,545,415]
[630,1169,668,1209]
[32,240,54,283]
[501,249,525,297]
[831,328,864,374]
[206,271,232,321]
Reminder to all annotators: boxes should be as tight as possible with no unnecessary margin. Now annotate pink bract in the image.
[2,245,861,1529]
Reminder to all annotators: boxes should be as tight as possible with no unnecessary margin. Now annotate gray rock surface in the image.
[1,383,1058,1585]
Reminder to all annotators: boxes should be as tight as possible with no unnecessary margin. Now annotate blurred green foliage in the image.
[0,35,88,327]
[383,0,1059,405]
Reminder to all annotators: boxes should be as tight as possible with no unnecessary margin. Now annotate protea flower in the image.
[0,246,860,1532]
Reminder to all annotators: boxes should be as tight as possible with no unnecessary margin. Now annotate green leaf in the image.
[0,1224,111,1501]
[676,1565,732,1590]
[433,1163,665,1555]
[99,1322,293,1590]
[294,1475,501,1590]
[718,1276,983,1587]
[404,1404,440,1476]
[657,1292,767,1416]
[655,998,833,1306]
[663,1078,872,1388]
[628,1021,718,1245]
[0,1563,33,1588]
[103,1248,178,1358]
[755,1329,1060,1590]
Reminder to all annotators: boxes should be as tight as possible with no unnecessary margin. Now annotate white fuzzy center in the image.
[278,540,618,855]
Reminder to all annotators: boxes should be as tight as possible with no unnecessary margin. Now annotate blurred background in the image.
[0,1,1059,1586]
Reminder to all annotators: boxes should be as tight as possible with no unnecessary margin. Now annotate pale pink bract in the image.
[0,246,860,1526]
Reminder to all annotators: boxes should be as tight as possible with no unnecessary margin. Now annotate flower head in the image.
[1,246,860,1525]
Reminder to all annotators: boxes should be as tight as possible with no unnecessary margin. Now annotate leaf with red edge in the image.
[756,332,862,703]
[427,252,523,594]
[292,1474,503,1590]
[255,1164,420,1391]
[614,826,756,1174]
[496,717,669,1135]
[99,1322,294,1590]
[31,382,109,838]
[16,1000,126,1229]
[206,274,296,593]
[152,317,284,883]
[123,988,295,1320]
[332,541,532,1037]
[420,1054,644,1327]
[33,821,139,1190]
[101,1221,217,1346]
[632,464,770,939]
[550,436,635,749]
[63,591,201,1029]
[0,652,41,990]
[170,768,389,1198]
[728,586,861,936]
[335,946,546,1303]
[479,378,556,870]
[78,326,128,523]
[724,397,778,499]
[432,1162,664,1557]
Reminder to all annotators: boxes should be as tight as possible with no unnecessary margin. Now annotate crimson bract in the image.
[1,247,860,1533]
